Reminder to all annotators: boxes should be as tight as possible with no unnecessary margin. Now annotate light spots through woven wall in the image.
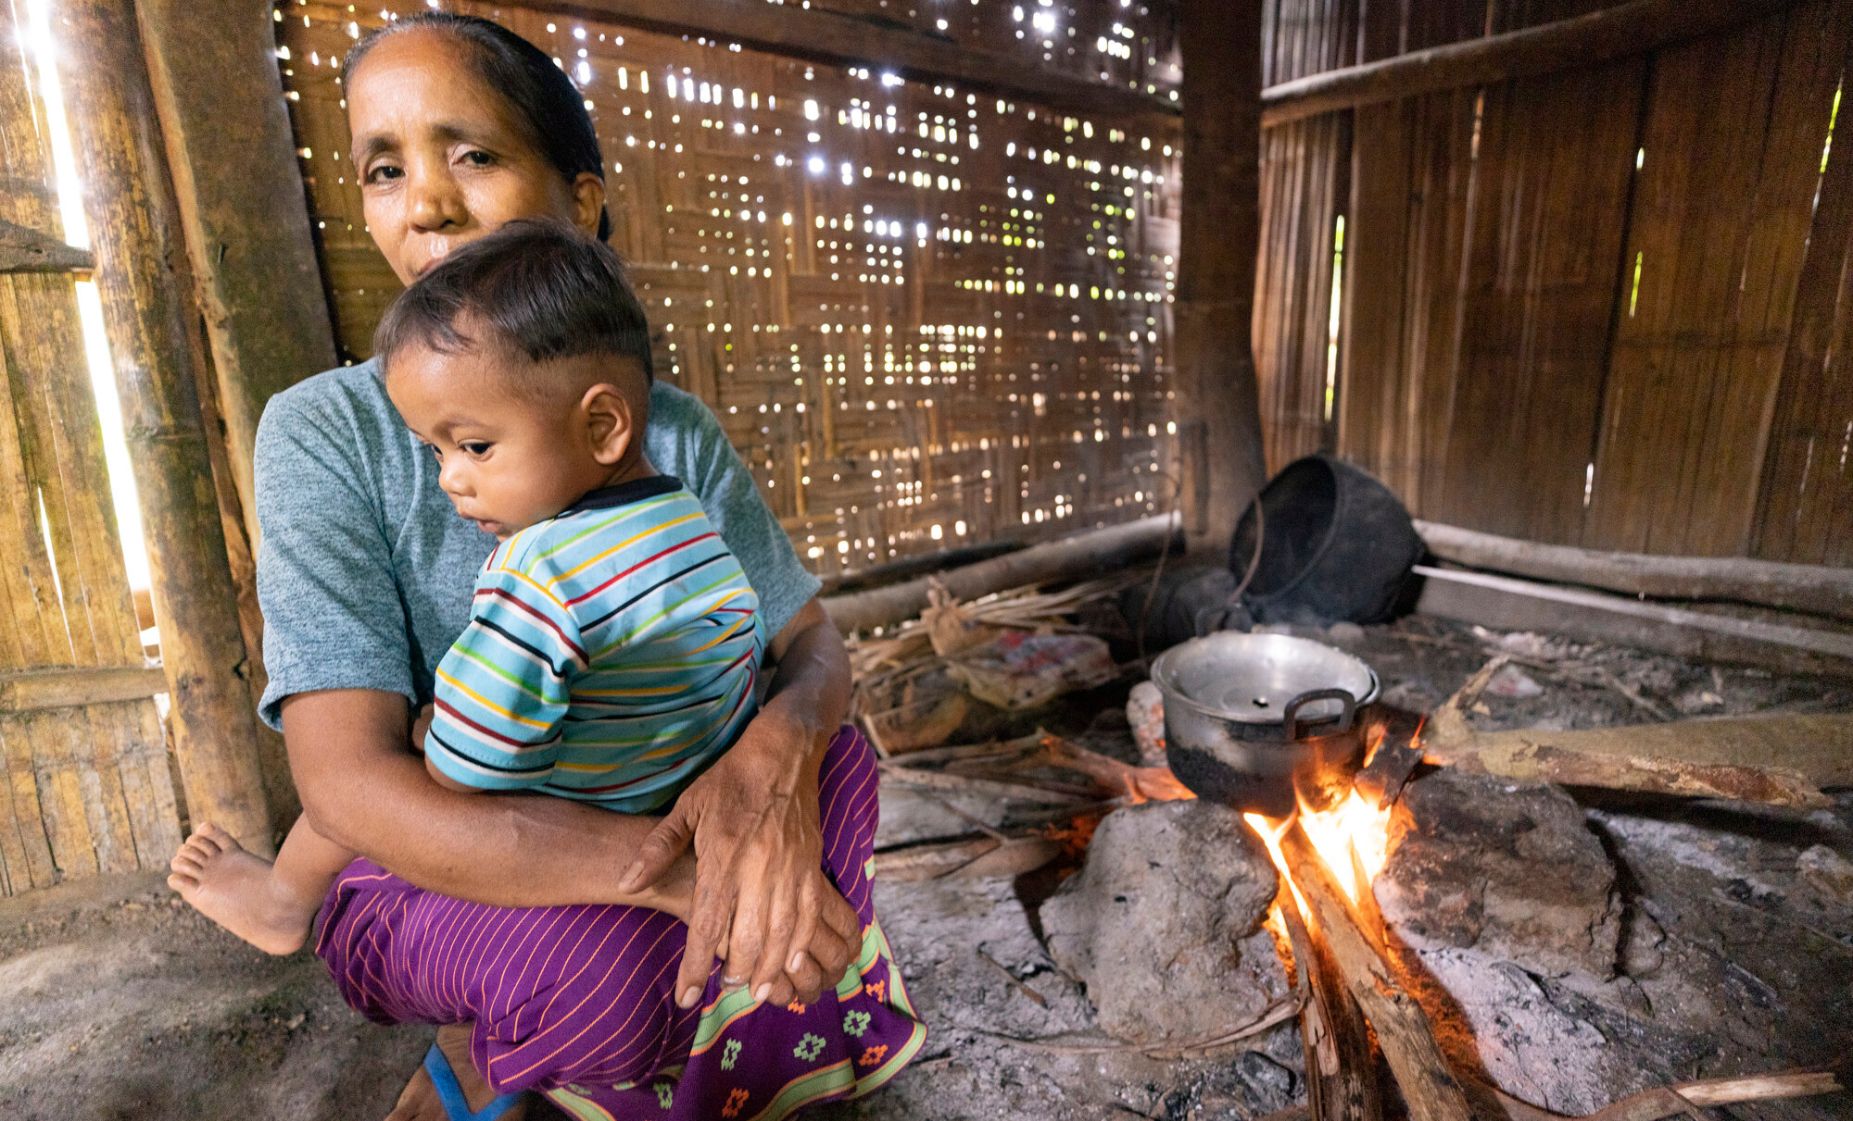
[275,0,1181,575]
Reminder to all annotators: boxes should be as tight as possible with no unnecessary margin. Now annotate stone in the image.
[1126,680,1166,765]
[1485,663,1544,699]
[1324,621,1366,646]
[1375,769,1622,979]
[1040,799,1290,1044]
[1797,844,1853,904]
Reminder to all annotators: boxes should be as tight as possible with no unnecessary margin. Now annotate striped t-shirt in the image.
[423,475,764,813]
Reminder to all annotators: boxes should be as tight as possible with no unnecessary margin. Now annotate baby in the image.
[168,218,763,953]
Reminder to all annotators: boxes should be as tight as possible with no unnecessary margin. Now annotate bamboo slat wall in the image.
[274,0,1182,576]
[0,4,181,895]
[1260,0,1853,564]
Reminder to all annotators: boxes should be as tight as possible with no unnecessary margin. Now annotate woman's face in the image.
[346,29,605,286]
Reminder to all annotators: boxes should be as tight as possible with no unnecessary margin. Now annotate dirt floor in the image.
[2,615,1851,1120]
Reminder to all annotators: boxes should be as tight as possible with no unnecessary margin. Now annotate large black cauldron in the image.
[1228,455,1422,626]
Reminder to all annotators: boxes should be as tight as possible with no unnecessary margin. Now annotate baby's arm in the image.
[422,562,580,797]
[408,700,485,793]
[425,749,485,793]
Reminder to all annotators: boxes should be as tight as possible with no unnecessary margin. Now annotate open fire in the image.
[1245,787,1392,914]
[1244,726,1395,909]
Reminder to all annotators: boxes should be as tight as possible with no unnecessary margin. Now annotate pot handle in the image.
[1284,687,1357,741]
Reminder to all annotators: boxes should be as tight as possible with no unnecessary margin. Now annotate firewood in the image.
[1274,896,1382,1121]
[871,834,1062,883]
[974,997,1301,1057]
[1277,823,1476,1121]
[974,947,1050,1008]
[1038,733,1198,802]
[1423,703,1842,808]
[825,516,1175,634]
[1488,1067,1846,1121]
[884,734,1045,769]
[1415,520,1853,623]
[878,763,1094,805]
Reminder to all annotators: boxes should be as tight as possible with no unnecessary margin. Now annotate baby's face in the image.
[386,342,615,539]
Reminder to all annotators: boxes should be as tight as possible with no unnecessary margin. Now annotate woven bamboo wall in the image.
[0,3,181,895]
[273,0,1182,576]
[1258,0,1853,564]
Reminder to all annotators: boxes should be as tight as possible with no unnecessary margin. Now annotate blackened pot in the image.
[1227,454,1423,626]
[1152,632,1379,816]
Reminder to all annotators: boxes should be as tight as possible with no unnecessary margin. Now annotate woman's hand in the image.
[620,705,860,1008]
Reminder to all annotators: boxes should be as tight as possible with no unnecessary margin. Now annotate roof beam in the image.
[518,0,1179,122]
[1262,0,1802,127]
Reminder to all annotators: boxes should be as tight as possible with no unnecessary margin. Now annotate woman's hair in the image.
[374,217,653,387]
[346,13,611,241]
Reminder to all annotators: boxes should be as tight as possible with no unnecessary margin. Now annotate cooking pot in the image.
[1151,632,1379,816]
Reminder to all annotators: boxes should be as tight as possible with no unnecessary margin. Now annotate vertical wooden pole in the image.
[133,0,338,538]
[1175,0,1269,553]
[135,0,334,827]
[51,0,273,853]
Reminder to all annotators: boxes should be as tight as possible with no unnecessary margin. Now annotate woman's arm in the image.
[619,597,862,1009]
[285,688,693,915]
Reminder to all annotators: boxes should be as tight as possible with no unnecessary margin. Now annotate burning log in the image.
[1272,897,1382,1121]
[1272,820,1477,1121]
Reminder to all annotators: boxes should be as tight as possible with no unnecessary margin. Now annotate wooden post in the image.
[51,0,273,853]
[134,0,334,826]
[134,0,338,541]
[1174,0,1268,553]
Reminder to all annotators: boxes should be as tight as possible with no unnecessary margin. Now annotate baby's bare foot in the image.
[167,823,313,955]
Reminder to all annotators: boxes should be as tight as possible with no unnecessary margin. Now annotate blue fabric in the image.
[422,1044,523,1121]
[252,360,820,729]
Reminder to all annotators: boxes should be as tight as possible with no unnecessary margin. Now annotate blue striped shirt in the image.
[423,475,764,812]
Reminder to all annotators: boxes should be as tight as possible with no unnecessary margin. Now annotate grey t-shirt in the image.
[253,359,820,729]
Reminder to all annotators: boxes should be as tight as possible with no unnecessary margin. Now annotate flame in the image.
[1296,789,1391,905]
[1247,790,1393,912]
[1245,811,1309,917]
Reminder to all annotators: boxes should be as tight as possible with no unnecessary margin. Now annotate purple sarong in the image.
[314,726,926,1119]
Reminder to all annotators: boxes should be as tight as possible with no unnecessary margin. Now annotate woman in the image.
[252,14,921,1119]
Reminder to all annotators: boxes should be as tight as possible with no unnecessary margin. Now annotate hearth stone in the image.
[1041,799,1289,1044]
[1376,769,1623,979]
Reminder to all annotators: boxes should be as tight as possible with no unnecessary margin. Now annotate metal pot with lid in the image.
[1151,632,1380,816]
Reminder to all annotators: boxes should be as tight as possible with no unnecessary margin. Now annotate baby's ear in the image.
[580,383,637,465]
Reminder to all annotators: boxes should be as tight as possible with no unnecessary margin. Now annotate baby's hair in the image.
[374,218,654,394]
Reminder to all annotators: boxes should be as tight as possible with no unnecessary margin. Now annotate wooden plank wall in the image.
[0,3,182,895]
[1262,0,1852,563]
[1758,42,1853,565]
[1252,0,1355,470]
[274,0,1182,578]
